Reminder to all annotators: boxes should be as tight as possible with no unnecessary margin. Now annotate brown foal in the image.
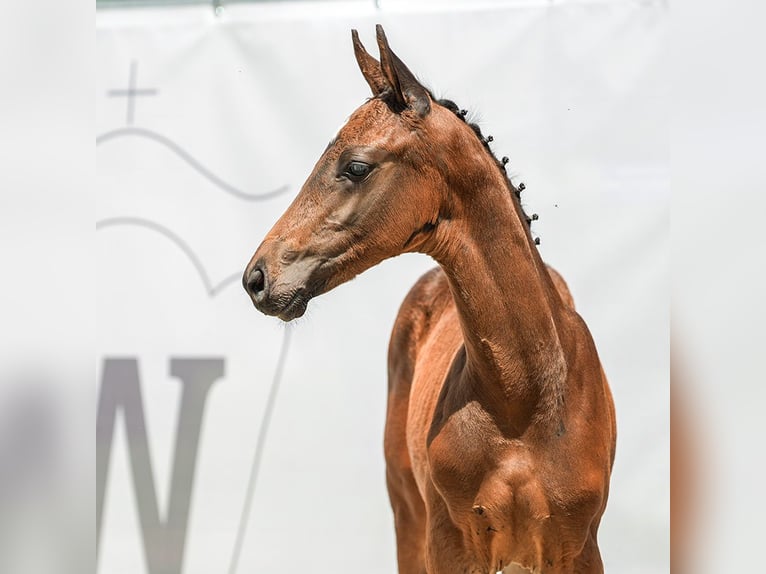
[244,26,616,574]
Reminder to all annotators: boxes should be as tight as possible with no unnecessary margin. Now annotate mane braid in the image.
[430,95,539,237]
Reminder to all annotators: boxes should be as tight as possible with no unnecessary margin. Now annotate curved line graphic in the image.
[228,324,292,574]
[97,127,290,201]
[96,217,242,297]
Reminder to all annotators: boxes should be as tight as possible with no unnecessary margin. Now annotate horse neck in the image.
[426,164,567,427]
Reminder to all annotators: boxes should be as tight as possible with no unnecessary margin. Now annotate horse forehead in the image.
[338,99,399,144]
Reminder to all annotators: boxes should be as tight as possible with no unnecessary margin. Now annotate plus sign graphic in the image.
[107,60,158,125]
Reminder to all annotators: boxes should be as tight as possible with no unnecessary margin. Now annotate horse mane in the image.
[429,94,539,240]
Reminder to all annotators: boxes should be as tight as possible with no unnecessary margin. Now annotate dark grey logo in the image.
[96,358,223,574]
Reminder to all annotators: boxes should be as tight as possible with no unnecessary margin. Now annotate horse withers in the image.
[243,26,616,574]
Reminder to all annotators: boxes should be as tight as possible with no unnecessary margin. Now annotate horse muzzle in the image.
[243,256,324,321]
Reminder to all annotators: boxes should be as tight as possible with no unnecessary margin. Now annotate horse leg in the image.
[569,534,604,574]
[385,345,427,573]
[385,358,428,574]
[421,485,485,574]
[386,461,427,574]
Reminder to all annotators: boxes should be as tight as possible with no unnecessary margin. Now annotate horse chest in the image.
[426,415,554,570]
[425,403,522,507]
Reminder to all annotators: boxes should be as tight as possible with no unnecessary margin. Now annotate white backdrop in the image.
[96,2,668,573]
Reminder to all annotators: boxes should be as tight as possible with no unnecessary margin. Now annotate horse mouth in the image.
[271,276,329,321]
[276,290,312,321]
[273,263,335,321]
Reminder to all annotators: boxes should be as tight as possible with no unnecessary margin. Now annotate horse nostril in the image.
[247,268,266,296]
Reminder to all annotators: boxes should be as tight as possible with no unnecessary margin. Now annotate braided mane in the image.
[431,96,539,238]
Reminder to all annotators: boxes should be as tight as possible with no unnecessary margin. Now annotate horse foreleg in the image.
[387,465,428,574]
[421,485,488,574]
[385,382,427,574]
[569,532,604,574]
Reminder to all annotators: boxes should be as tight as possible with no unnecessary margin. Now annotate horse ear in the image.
[352,29,389,95]
[375,25,431,117]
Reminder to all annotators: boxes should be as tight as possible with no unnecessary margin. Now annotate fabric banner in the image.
[97,2,668,572]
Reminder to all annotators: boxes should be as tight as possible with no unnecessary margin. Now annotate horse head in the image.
[243,26,490,320]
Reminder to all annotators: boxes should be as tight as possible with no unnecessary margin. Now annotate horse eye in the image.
[344,161,372,181]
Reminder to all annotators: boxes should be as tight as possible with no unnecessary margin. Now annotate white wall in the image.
[97,2,668,573]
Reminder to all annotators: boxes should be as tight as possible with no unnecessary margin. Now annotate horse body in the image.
[389,266,614,573]
[244,26,615,574]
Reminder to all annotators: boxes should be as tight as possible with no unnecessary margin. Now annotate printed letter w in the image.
[96,358,223,574]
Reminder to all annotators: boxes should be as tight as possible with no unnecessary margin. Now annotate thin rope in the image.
[227,324,293,574]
